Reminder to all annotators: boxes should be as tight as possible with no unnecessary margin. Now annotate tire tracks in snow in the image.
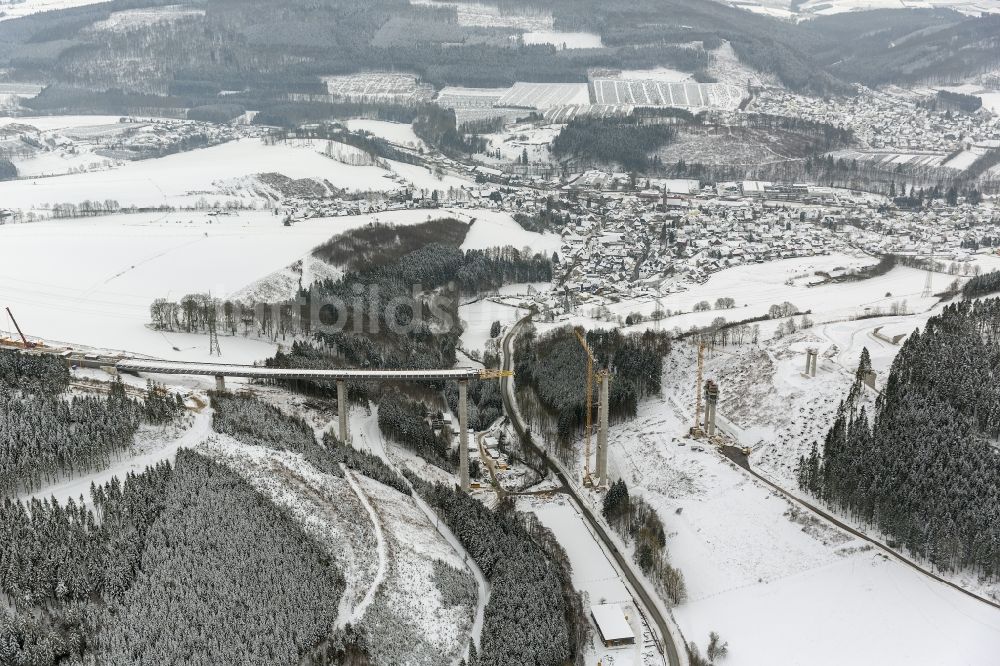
[350,405,489,660]
[339,464,388,628]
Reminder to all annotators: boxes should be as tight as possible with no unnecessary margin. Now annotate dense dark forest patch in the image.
[935,89,982,113]
[312,218,469,274]
[444,377,503,432]
[212,393,408,491]
[0,461,174,665]
[0,157,17,181]
[378,390,454,471]
[0,351,184,497]
[962,270,1000,299]
[413,105,488,157]
[551,117,677,171]
[99,450,345,665]
[799,299,1000,576]
[412,478,585,666]
[514,325,671,444]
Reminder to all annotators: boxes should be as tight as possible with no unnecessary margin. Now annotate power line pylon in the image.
[208,316,222,357]
[921,269,933,299]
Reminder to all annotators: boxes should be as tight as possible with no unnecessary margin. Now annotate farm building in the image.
[590,604,635,647]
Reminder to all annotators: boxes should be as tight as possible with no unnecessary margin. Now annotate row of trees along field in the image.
[603,479,687,605]
[798,298,1000,576]
[150,223,551,375]
[514,324,671,446]
[273,121,423,166]
[410,477,586,666]
[0,350,184,497]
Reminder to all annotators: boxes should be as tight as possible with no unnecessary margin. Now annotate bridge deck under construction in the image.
[115,359,483,381]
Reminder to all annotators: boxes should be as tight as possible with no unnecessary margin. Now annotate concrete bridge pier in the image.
[805,348,818,377]
[596,372,609,483]
[215,375,226,392]
[704,380,719,438]
[337,380,350,444]
[459,379,469,492]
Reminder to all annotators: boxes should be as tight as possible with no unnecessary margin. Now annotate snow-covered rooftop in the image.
[590,604,634,643]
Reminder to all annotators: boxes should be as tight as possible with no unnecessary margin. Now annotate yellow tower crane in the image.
[574,328,609,485]
[690,339,706,438]
[478,369,513,380]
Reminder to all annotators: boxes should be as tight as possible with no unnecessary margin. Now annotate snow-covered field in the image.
[459,298,516,356]
[609,67,693,83]
[0,0,105,21]
[89,5,204,32]
[532,497,631,604]
[458,283,546,355]
[344,118,426,150]
[598,253,949,333]
[796,0,1000,15]
[478,123,562,165]
[457,208,562,253]
[0,82,43,109]
[602,362,1000,666]
[981,91,1000,114]
[944,149,982,170]
[0,138,413,215]
[0,208,456,361]
[410,0,554,30]
[0,115,125,131]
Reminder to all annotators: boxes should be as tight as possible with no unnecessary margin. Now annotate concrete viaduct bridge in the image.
[114,358,510,491]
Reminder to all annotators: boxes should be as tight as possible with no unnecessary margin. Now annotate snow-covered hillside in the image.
[0,208,445,361]
[604,369,1000,666]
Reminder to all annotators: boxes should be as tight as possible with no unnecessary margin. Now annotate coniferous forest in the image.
[961,269,1000,299]
[0,350,183,496]
[514,324,672,443]
[212,392,409,493]
[0,462,174,664]
[799,299,1000,576]
[551,117,678,171]
[377,390,454,471]
[99,450,345,666]
[412,477,584,666]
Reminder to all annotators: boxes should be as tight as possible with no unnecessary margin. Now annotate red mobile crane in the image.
[5,307,36,349]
